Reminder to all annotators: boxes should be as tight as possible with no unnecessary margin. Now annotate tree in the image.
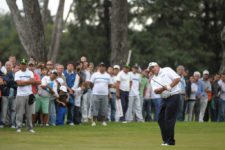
[48,0,65,62]
[110,0,128,65]
[220,26,225,73]
[6,0,47,62]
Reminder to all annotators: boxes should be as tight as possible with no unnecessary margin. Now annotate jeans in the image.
[142,99,152,122]
[56,105,67,125]
[109,93,116,122]
[151,98,162,121]
[1,96,16,126]
[177,94,185,121]
[217,99,225,122]
[119,90,129,121]
[74,106,81,124]
[187,100,196,121]
[158,94,179,145]
[67,95,75,124]
[212,98,220,122]
[194,99,200,121]
[49,98,56,125]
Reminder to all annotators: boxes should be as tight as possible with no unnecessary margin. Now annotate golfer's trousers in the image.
[158,94,180,145]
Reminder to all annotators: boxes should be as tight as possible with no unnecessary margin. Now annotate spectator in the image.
[186,76,198,121]
[107,66,118,122]
[56,86,68,125]
[81,58,92,123]
[14,59,36,133]
[90,62,112,126]
[0,61,16,128]
[64,63,77,125]
[126,65,144,122]
[199,70,211,122]
[139,69,149,114]
[116,65,131,123]
[28,60,41,124]
[217,73,225,121]
[176,65,186,121]
[193,71,204,121]
[211,74,221,121]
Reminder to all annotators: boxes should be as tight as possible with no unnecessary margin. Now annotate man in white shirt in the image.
[218,73,225,121]
[149,62,180,146]
[14,59,38,133]
[90,62,112,126]
[116,65,131,122]
[126,65,144,122]
[107,65,120,122]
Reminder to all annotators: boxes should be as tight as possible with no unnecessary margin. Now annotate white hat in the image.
[113,65,120,70]
[60,86,67,93]
[148,62,158,69]
[203,70,209,75]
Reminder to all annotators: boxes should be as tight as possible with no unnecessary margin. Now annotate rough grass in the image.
[0,122,225,150]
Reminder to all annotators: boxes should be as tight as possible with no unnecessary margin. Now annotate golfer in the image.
[149,62,180,146]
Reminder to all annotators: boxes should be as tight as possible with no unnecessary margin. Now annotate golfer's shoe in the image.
[161,143,168,146]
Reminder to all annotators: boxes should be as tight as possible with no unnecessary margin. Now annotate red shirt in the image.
[32,73,41,94]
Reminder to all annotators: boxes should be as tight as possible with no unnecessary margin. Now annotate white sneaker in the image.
[0,125,4,128]
[91,122,96,127]
[69,123,74,126]
[45,124,49,127]
[161,143,168,146]
[29,129,36,133]
[11,125,16,129]
[102,122,107,126]
[122,121,127,124]
[16,129,21,133]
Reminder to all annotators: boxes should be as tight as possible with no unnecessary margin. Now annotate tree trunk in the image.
[41,0,49,30]
[47,0,65,62]
[6,0,47,62]
[110,0,128,65]
[220,26,225,73]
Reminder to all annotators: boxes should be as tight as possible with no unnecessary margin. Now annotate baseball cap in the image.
[28,60,35,65]
[132,64,139,69]
[203,70,209,75]
[113,65,120,70]
[99,62,106,66]
[20,58,28,65]
[123,64,130,68]
[59,86,67,93]
[50,70,58,76]
[148,62,158,69]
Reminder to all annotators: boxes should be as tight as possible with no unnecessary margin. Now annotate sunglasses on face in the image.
[47,64,53,66]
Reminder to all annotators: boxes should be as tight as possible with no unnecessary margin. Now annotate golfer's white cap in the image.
[113,65,120,70]
[148,62,158,69]
[60,86,67,93]
[203,70,209,75]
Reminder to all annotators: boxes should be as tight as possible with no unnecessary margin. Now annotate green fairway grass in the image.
[0,122,224,150]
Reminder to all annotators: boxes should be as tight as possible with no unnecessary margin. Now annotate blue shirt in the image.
[63,70,76,88]
[197,80,205,97]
